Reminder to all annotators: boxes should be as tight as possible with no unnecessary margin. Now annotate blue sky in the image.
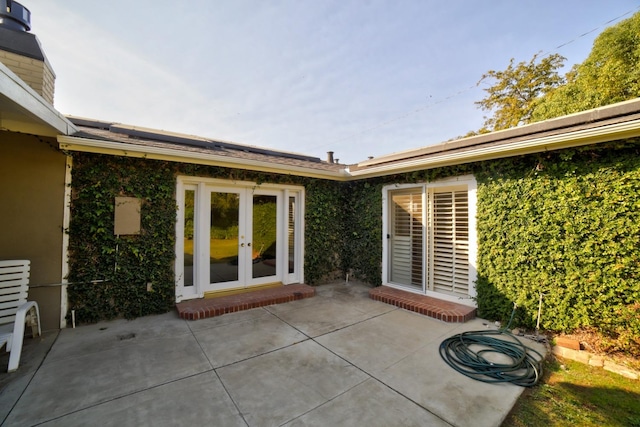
[26,1,640,164]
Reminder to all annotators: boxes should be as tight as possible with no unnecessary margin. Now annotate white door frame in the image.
[382,176,478,306]
[175,176,304,301]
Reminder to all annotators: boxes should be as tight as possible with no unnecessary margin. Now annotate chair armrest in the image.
[14,301,41,339]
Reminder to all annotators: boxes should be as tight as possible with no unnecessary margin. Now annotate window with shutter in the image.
[430,189,469,296]
[383,177,476,302]
[389,190,423,289]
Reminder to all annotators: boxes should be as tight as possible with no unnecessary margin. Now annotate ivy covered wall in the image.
[67,153,344,323]
[68,139,640,353]
[342,139,640,353]
[473,140,640,352]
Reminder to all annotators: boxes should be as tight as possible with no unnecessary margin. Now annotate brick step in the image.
[369,286,476,323]
[176,284,315,320]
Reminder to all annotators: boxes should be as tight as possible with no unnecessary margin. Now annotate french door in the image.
[176,178,304,301]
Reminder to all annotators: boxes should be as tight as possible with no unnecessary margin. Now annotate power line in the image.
[321,5,640,150]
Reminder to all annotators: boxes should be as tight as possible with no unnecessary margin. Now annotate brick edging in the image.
[369,286,476,323]
[176,284,315,320]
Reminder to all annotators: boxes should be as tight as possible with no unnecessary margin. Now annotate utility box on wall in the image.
[114,197,141,235]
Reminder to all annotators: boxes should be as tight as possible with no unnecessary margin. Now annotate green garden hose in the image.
[439,308,545,387]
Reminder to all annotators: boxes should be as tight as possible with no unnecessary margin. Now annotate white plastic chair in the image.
[0,260,41,373]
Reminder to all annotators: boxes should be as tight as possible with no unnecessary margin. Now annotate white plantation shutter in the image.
[389,191,423,288]
[430,190,469,296]
[386,182,472,298]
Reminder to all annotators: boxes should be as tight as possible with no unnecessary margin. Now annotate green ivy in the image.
[303,180,345,284]
[68,139,640,355]
[341,140,640,354]
[67,156,177,322]
[474,140,640,353]
[67,153,343,323]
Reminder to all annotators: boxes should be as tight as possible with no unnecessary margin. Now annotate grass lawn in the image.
[184,238,239,261]
[502,357,640,426]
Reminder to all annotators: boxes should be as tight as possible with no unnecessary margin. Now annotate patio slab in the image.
[192,308,308,367]
[0,281,545,427]
[38,372,245,427]
[218,339,369,426]
[284,378,451,427]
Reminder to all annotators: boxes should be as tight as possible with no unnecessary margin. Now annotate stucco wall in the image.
[0,131,66,330]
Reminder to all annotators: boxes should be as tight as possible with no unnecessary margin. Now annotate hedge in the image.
[474,140,640,353]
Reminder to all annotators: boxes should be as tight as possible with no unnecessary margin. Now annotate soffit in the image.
[0,62,74,136]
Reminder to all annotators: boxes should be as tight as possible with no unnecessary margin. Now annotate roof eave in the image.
[0,62,76,137]
[349,118,640,179]
[57,135,350,181]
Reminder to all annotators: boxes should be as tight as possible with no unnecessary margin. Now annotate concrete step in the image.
[369,286,476,322]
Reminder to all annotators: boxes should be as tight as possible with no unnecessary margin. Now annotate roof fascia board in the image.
[358,98,640,167]
[58,135,349,181]
[349,119,640,179]
[0,62,76,136]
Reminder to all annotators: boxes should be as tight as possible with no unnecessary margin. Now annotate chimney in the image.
[327,151,334,163]
[0,0,56,104]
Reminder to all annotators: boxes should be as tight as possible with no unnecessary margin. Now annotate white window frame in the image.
[382,175,477,306]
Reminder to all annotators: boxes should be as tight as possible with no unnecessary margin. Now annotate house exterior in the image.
[1,3,638,335]
[0,3,76,330]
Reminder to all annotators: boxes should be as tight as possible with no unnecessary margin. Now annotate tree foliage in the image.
[474,11,640,132]
[531,11,640,121]
[475,53,565,131]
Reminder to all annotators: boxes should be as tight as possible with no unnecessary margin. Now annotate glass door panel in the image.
[209,191,240,284]
[288,196,296,275]
[251,194,278,279]
[183,189,195,287]
[389,190,424,290]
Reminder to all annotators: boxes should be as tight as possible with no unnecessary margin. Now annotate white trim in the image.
[297,190,305,283]
[59,155,73,328]
[0,62,76,136]
[58,115,640,181]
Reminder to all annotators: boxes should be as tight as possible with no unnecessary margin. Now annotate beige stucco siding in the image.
[0,131,66,330]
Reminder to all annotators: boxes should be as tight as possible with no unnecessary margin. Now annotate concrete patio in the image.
[0,281,546,426]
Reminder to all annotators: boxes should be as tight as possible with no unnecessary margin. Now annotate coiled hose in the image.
[439,310,545,387]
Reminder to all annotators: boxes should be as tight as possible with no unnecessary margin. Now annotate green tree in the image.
[475,53,566,131]
[531,11,640,121]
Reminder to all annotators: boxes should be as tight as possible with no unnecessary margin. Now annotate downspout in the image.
[60,154,72,328]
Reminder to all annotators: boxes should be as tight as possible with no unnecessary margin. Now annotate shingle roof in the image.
[61,98,640,181]
[66,117,345,174]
